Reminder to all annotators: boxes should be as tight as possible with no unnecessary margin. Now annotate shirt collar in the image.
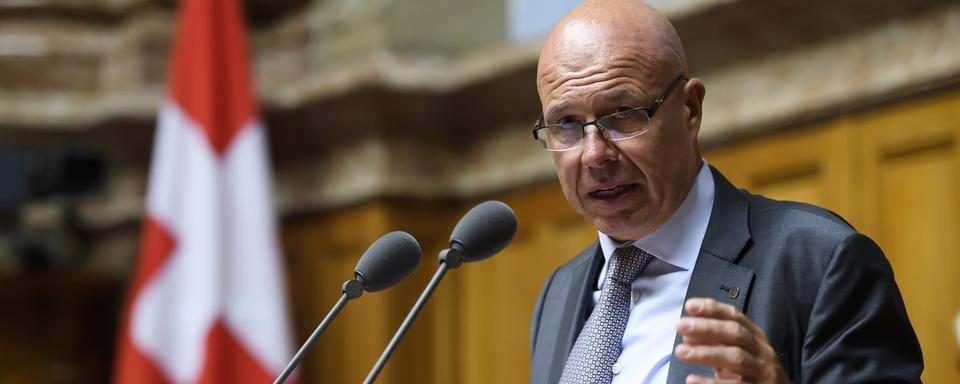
[598,160,715,272]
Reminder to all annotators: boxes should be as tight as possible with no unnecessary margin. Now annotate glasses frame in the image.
[532,74,688,151]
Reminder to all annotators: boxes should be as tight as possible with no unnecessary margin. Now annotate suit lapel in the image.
[531,243,603,384]
[666,167,756,383]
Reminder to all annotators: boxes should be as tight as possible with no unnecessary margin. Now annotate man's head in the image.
[536,0,706,242]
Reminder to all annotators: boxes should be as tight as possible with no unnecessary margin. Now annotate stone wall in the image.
[0,0,957,275]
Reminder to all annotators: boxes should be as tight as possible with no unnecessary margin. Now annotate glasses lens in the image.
[540,123,583,150]
[599,109,650,140]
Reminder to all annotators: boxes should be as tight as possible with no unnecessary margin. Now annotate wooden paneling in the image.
[706,90,960,383]
[458,183,594,384]
[281,200,462,384]
[704,120,860,226]
[858,92,960,384]
[0,275,121,384]
[280,185,596,384]
[282,203,393,384]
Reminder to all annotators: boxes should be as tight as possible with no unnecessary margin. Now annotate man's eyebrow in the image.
[546,103,569,118]
[544,90,641,119]
[600,89,640,102]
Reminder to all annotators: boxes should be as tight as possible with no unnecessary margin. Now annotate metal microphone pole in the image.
[274,280,364,384]
[363,248,463,384]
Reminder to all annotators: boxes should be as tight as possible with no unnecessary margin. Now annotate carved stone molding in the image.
[1,0,958,230]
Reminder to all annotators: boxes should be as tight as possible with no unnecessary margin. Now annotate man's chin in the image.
[594,221,639,242]
[592,213,659,242]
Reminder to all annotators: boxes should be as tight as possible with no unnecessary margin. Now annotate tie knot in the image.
[607,246,654,285]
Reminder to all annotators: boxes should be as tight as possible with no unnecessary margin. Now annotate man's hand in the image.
[674,298,789,384]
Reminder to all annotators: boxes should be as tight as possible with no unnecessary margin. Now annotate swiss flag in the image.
[113,0,294,382]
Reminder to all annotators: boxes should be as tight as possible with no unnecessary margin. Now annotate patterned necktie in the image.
[559,246,655,384]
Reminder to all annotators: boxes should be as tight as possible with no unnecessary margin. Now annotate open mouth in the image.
[588,183,637,199]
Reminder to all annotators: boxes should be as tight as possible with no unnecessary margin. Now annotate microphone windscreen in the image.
[354,231,421,292]
[450,200,517,262]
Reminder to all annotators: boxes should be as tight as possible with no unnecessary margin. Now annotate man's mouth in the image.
[588,183,637,199]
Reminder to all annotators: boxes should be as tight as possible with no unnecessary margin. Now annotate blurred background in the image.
[1,0,958,382]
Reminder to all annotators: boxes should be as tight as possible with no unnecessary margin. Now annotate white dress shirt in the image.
[594,161,714,384]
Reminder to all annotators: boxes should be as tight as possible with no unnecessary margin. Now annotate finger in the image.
[678,334,772,368]
[684,298,771,346]
[675,343,765,379]
[685,298,739,320]
[677,317,763,353]
[685,374,742,384]
[715,368,743,380]
[682,298,780,370]
[676,321,781,383]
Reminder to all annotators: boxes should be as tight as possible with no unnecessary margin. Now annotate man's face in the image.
[537,23,702,241]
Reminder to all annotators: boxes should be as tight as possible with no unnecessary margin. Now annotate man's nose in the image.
[580,124,617,167]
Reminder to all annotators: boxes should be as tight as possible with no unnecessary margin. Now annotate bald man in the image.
[528,1,922,383]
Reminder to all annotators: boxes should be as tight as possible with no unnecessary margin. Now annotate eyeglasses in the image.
[532,74,688,151]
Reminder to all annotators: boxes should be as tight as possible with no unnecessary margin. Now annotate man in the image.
[528,1,923,383]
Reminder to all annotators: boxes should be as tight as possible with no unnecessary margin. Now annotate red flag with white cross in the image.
[113,0,294,382]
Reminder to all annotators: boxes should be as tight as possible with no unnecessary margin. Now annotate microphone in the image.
[274,231,421,384]
[363,201,517,383]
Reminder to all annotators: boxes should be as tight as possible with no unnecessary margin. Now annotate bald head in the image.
[534,0,707,241]
[537,0,687,96]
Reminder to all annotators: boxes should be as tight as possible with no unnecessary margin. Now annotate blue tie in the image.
[559,246,655,384]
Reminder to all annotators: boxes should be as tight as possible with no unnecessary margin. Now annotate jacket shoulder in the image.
[744,190,856,236]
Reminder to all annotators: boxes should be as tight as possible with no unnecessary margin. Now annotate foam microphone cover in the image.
[449,200,517,262]
[354,231,421,292]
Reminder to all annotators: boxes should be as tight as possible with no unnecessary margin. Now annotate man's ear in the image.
[683,78,706,140]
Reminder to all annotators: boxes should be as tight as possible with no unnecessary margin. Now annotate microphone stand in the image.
[274,279,364,384]
[363,246,465,384]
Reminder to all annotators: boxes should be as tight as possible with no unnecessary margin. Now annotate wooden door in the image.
[457,184,596,384]
[704,120,859,225]
[706,90,960,382]
[858,92,960,384]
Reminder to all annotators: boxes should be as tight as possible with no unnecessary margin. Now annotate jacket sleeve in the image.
[801,232,923,383]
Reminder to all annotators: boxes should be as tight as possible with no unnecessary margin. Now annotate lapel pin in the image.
[720,285,740,300]
[728,286,740,299]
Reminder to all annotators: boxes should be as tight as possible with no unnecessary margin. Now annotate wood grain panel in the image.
[282,200,461,384]
[459,183,595,383]
[858,91,960,384]
[704,121,858,224]
[282,203,393,384]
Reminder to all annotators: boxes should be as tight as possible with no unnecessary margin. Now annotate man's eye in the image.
[557,116,581,125]
[611,107,635,118]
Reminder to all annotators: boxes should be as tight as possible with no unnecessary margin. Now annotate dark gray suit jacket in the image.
[529,167,922,383]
